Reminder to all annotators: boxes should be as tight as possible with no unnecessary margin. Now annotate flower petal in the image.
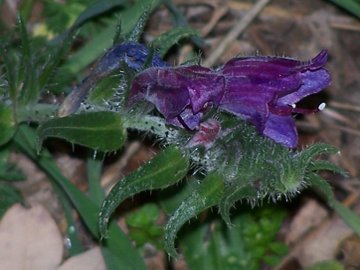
[277,69,330,105]
[167,108,203,130]
[263,114,298,148]
[129,68,190,119]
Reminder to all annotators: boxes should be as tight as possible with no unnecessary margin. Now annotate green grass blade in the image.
[51,0,126,45]
[62,0,162,74]
[0,103,16,146]
[14,125,147,270]
[328,0,360,19]
[332,200,360,238]
[38,33,76,91]
[51,182,84,256]
[87,151,105,205]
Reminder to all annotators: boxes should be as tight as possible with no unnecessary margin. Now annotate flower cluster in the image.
[129,49,330,148]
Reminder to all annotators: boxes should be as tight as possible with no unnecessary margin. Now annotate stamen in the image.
[318,102,326,111]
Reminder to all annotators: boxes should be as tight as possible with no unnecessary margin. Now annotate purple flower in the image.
[219,50,330,147]
[129,50,330,148]
[129,65,224,130]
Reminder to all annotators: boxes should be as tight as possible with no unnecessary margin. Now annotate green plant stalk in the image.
[86,151,105,205]
[14,124,146,270]
[86,151,125,270]
[51,183,84,256]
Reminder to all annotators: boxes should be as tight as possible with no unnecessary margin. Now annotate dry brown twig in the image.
[203,0,272,67]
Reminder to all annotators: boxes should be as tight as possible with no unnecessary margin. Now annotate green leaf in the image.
[181,205,287,270]
[309,160,347,176]
[0,163,24,182]
[14,125,147,270]
[299,143,339,168]
[308,172,335,204]
[162,0,204,48]
[0,103,16,146]
[51,0,126,44]
[17,14,39,105]
[51,182,84,256]
[72,0,126,31]
[38,33,76,91]
[87,151,105,205]
[180,222,215,270]
[164,172,225,257]
[63,0,162,74]
[126,203,162,247]
[37,111,126,152]
[126,3,151,42]
[126,203,160,228]
[332,200,360,238]
[151,27,200,58]
[0,183,23,217]
[328,0,360,19]
[219,185,257,226]
[99,146,189,238]
[159,179,195,215]
[1,48,19,103]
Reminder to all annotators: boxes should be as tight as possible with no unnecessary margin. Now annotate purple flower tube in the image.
[129,50,331,148]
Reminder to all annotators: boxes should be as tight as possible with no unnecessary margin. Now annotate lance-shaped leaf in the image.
[151,27,200,58]
[308,160,347,176]
[37,111,126,152]
[99,146,189,238]
[219,185,257,226]
[0,104,16,146]
[164,172,225,257]
[307,172,335,205]
[308,169,360,247]
[299,143,340,167]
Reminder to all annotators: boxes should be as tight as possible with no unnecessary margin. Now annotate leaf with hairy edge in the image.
[0,104,16,146]
[17,15,39,105]
[164,172,225,257]
[308,172,335,204]
[37,111,126,152]
[309,160,347,176]
[219,185,257,226]
[99,146,189,238]
[126,4,151,42]
[151,27,200,58]
[299,143,339,168]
